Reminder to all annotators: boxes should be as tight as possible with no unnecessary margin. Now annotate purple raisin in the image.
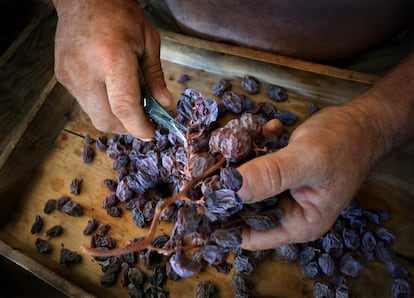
[241,75,260,94]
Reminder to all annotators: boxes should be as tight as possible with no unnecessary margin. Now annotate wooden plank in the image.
[4,117,412,298]
[3,59,413,297]
[0,6,57,157]
[0,82,76,223]
[160,37,374,107]
[0,239,95,298]
[160,30,381,85]
[0,10,413,297]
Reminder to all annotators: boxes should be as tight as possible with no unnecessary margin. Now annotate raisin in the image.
[266,84,287,101]
[233,255,256,276]
[46,225,63,237]
[35,238,52,254]
[61,201,83,217]
[103,179,118,191]
[70,178,82,195]
[83,218,98,235]
[178,74,190,84]
[30,215,43,234]
[212,79,231,97]
[241,75,260,94]
[82,145,95,163]
[150,264,167,287]
[59,248,82,265]
[43,199,57,214]
[195,280,216,298]
[57,196,70,211]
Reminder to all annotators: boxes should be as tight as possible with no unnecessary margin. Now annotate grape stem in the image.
[82,150,225,257]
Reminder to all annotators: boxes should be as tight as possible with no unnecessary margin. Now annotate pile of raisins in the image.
[34,74,410,297]
[271,203,411,297]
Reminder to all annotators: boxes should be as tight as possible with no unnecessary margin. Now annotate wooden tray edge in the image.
[160,30,381,85]
[0,239,96,298]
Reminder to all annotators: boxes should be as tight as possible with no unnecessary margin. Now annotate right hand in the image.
[53,0,172,139]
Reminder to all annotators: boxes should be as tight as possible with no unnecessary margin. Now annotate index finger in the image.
[105,50,155,140]
[241,193,325,250]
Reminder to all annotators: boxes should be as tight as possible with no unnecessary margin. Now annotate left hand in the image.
[237,103,382,250]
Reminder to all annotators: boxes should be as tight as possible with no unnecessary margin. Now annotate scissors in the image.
[140,74,187,144]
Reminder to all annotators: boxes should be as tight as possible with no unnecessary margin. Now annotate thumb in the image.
[237,144,315,203]
[105,51,155,140]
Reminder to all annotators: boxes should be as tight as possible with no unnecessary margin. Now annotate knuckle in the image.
[91,117,124,135]
[111,100,134,119]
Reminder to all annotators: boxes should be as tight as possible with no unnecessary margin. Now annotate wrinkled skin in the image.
[238,67,414,250]
[53,0,172,139]
[52,0,414,250]
[238,103,380,249]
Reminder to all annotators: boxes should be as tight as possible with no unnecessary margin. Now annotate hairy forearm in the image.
[346,52,414,162]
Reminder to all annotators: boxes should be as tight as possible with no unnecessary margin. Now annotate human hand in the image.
[238,104,382,250]
[53,0,171,139]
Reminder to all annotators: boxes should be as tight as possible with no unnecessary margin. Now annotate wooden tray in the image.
[1,4,413,298]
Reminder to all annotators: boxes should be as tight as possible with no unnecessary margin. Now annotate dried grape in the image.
[241,75,260,94]
[313,281,334,298]
[150,264,167,287]
[97,224,110,237]
[83,218,98,235]
[35,238,52,254]
[96,135,108,151]
[317,253,335,276]
[342,228,360,250]
[57,196,70,211]
[339,252,364,278]
[391,279,411,298]
[61,201,83,217]
[169,251,202,278]
[43,199,57,214]
[233,255,256,275]
[212,79,231,97]
[298,246,319,266]
[82,145,95,163]
[266,84,287,101]
[224,113,263,139]
[219,167,243,192]
[375,226,396,244]
[128,267,146,286]
[30,215,43,234]
[209,127,252,162]
[201,245,229,264]
[70,178,82,195]
[178,74,190,84]
[232,274,252,296]
[46,225,63,237]
[60,248,82,265]
[222,91,246,113]
[272,244,299,262]
[301,261,320,279]
[195,280,216,298]
[204,189,243,222]
[275,110,297,126]
[239,208,283,231]
[322,232,344,258]
[211,226,242,248]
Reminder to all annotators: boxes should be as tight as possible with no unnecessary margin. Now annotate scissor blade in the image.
[141,86,187,144]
